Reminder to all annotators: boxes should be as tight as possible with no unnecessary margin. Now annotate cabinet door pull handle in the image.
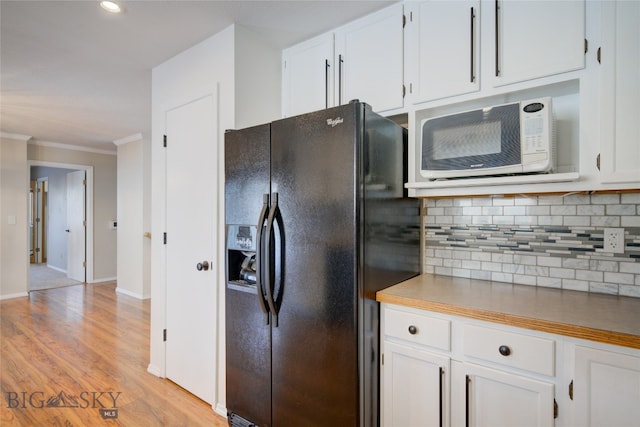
[470,7,476,83]
[408,325,418,335]
[465,375,471,427]
[338,54,344,105]
[495,0,500,77]
[499,345,511,356]
[439,367,444,427]
[325,59,330,109]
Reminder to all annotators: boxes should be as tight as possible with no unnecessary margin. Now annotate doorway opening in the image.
[28,161,94,291]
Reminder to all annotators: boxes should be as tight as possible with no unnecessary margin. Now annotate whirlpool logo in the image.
[326,117,344,127]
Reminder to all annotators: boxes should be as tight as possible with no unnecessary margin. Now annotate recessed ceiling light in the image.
[100,1,122,13]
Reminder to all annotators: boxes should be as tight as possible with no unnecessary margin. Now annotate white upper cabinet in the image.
[405,0,480,104]
[282,33,334,118]
[334,3,405,113]
[492,0,585,87]
[598,0,640,184]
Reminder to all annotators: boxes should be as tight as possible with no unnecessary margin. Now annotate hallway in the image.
[0,282,227,426]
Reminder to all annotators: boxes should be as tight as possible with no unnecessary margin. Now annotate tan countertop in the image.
[376,274,640,350]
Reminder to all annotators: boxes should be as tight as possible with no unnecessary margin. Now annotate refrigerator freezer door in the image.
[225,124,272,426]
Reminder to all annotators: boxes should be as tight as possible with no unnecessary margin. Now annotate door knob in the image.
[196,261,210,271]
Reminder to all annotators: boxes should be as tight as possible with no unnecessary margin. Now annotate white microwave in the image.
[420,97,554,180]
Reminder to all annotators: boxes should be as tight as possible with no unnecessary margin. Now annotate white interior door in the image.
[165,92,218,404]
[66,170,86,282]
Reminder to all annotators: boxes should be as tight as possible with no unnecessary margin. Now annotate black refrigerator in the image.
[224,101,420,427]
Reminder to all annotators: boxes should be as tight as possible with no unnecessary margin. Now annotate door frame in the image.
[27,161,94,283]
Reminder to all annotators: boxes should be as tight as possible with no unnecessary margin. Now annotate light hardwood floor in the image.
[0,282,228,426]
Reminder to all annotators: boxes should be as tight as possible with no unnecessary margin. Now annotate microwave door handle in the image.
[255,193,271,324]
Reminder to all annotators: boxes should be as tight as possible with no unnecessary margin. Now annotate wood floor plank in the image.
[0,282,228,426]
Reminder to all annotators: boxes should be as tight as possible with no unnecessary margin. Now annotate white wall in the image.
[149,23,281,416]
[0,135,29,299]
[116,137,149,299]
[150,24,235,415]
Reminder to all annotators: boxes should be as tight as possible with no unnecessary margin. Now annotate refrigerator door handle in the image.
[255,193,271,324]
[264,192,280,327]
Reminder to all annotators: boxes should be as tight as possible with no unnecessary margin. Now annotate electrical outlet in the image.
[604,228,625,254]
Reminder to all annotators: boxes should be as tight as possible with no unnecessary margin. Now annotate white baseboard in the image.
[115,287,149,300]
[89,276,117,284]
[147,363,163,378]
[0,292,29,300]
[214,403,227,419]
[46,264,66,274]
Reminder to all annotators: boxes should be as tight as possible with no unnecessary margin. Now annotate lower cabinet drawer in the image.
[383,306,451,351]
[463,323,555,376]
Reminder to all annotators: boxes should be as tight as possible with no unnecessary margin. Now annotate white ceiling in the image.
[0,0,395,152]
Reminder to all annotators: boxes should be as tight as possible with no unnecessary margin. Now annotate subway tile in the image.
[622,216,640,227]
[564,216,590,226]
[422,194,640,298]
[550,267,575,279]
[527,206,551,216]
[563,258,591,269]
[538,196,566,205]
[481,261,503,272]
[576,269,603,282]
[563,194,591,205]
[604,272,635,285]
[578,205,605,216]
[622,193,640,204]
[492,197,515,206]
[471,270,492,281]
[591,216,621,227]
[607,204,637,215]
[620,284,640,297]
[563,279,589,292]
[620,261,640,274]
[537,276,562,289]
[551,205,576,215]
[514,274,537,286]
[589,282,619,295]
[435,199,454,207]
[538,256,562,267]
[514,197,538,206]
[491,272,513,283]
[591,194,620,204]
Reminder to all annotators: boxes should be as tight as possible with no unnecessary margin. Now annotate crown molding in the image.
[0,132,32,142]
[28,140,117,156]
[113,132,143,146]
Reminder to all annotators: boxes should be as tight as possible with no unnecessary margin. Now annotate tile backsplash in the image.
[423,193,640,298]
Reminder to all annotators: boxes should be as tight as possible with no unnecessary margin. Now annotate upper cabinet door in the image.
[406,0,480,105]
[282,33,334,118]
[492,0,585,87]
[334,3,404,113]
[599,0,640,184]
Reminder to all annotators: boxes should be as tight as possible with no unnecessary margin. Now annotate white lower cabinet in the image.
[573,345,640,427]
[382,341,449,427]
[381,303,640,427]
[451,361,554,427]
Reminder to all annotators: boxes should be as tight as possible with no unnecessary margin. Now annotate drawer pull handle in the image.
[408,325,418,335]
[498,345,511,356]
